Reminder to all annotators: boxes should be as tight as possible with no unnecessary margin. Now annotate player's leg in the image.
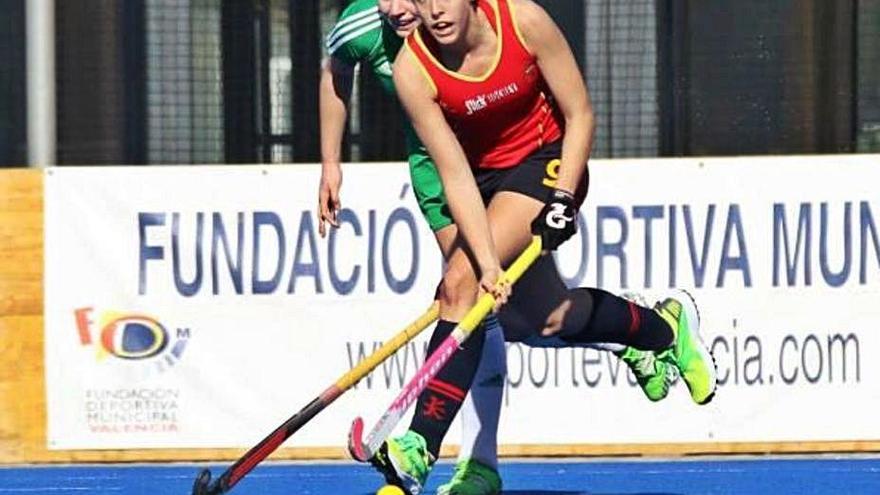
[375,293,508,493]
[431,224,507,482]
[435,313,505,495]
[374,154,506,494]
[410,154,496,464]
[417,158,508,475]
[518,285,714,404]
[491,257,676,406]
[496,142,716,405]
[368,240,495,494]
[477,142,673,353]
[371,187,548,494]
[457,314,505,469]
[530,288,718,405]
[435,254,673,494]
[543,285,716,404]
[421,162,687,493]
[436,289,676,495]
[440,248,551,495]
[504,282,679,402]
[497,227,674,352]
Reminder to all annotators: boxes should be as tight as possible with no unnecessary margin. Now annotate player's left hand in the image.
[531,188,578,251]
[317,165,343,237]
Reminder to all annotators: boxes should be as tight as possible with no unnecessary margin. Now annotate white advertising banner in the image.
[44,155,880,450]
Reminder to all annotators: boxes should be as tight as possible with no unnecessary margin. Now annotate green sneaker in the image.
[370,430,433,495]
[617,291,677,402]
[616,346,677,401]
[436,458,502,495]
[654,290,717,404]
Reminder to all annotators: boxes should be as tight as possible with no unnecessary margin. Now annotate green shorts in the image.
[408,148,454,232]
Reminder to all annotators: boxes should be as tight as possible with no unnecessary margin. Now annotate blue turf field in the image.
[1,457,878,494]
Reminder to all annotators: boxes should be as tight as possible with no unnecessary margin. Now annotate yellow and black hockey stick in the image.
[191,302,440,494]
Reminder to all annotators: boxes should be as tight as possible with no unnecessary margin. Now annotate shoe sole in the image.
[668,289,717,405]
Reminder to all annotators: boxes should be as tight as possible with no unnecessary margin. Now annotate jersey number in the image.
[542,158,561,188]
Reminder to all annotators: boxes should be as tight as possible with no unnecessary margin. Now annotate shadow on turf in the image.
[360,492,683,495]
[502,492,683,495]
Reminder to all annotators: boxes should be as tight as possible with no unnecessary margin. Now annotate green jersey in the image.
[326,0,402,94]
[327,0,452,232]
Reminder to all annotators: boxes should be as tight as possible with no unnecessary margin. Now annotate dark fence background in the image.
[1,0,878,166]
[0,0,27,167]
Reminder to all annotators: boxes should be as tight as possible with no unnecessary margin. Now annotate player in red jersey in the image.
[365,1,719,494]
[323,3,690,495]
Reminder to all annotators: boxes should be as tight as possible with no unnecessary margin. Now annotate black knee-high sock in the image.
[559,288,674,351]
[409,319,486,459]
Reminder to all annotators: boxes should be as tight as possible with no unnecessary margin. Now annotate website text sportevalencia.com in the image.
[346,329,862,392]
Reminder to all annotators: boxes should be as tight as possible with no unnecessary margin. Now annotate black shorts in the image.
[473,140,587,207]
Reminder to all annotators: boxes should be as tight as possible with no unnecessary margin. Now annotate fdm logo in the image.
[74,307,190,373]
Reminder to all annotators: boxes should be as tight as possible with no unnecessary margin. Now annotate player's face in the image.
[413,0,475,45]
[377,0,419,37]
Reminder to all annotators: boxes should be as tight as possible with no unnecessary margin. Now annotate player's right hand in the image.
[478,263,511,313]
[318,164,343,237]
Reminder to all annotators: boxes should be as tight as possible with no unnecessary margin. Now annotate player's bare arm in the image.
[318,56,356,236]
[514,0,595,197]
[393,47,508,304]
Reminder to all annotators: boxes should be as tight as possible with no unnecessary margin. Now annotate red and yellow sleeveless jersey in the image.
[405,0,563,169]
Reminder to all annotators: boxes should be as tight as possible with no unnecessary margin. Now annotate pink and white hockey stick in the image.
[348,236,543,462]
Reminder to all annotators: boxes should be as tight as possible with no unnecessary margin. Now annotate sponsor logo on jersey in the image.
[464,82,520,115]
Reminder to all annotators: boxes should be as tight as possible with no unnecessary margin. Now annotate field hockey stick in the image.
[348,236,543,462]
[191,302,440,495]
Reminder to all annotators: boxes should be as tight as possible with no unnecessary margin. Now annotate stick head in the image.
[191,468,213,495]
[348,416,370,462]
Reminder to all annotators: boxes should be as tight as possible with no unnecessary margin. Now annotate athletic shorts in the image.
[474,140,587,207]
[473,140,561,206]
[409,139,584,232]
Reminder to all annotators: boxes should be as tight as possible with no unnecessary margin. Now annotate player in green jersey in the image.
[317,2,680,494]
[319,0,450,237]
